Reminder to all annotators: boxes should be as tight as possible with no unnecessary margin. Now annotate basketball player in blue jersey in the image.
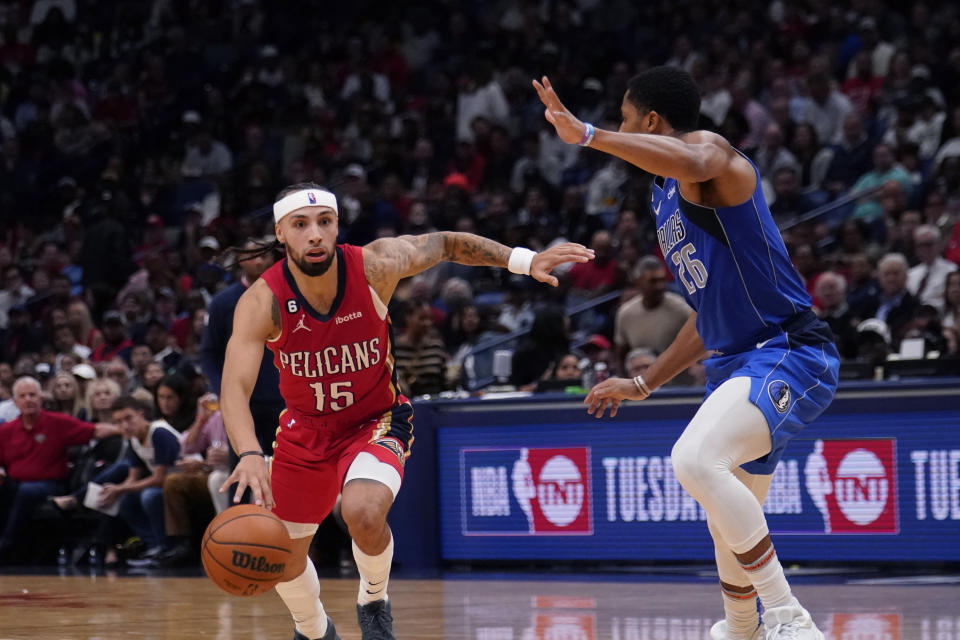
[535,68,838,640]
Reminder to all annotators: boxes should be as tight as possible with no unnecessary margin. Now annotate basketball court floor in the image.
[0,568,957,639]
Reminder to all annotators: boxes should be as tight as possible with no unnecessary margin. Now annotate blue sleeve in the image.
[125,447,147,470]
[151,429,181,467]
[199,294,231,394]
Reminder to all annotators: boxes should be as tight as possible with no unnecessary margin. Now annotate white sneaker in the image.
[709,620,763,640]
[761,600,824,639]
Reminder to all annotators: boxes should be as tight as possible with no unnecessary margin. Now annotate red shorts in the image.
[269,399,414,524]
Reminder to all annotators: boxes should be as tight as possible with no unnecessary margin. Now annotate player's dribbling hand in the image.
[530,242,595,286]
[220,454,275,510]
[584,377,647,418]
[532,76,587,145]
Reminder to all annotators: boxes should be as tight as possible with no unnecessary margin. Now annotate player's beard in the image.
[292,248,335,277]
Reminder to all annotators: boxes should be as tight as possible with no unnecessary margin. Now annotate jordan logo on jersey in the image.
[292,314,311,334]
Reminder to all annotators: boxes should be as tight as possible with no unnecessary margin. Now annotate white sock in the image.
[720,584,759,639]
[738,545,793,612]
[274,562,329,639]
[353,533,394,605]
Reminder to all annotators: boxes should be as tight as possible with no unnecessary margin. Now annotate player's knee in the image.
[340,500,386,540]
[671,437,712,496]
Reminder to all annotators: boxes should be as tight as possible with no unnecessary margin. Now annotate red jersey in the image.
[261,244,402,426]
[0,411,96,481]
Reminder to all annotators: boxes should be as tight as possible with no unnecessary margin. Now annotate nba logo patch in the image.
[803,439,898,534]
[307,192,317,204]
[461,447,593,535]
[767,380,791,413]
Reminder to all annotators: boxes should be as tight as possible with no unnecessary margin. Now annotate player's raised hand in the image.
[221,453,275,510]
[532,76,587,145]
[584,377,647,418]
[530,242,595,287]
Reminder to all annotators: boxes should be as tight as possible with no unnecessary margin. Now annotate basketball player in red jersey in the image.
[219,183,594,640]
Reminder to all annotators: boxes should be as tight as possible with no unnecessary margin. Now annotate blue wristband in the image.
[578,122,596,146]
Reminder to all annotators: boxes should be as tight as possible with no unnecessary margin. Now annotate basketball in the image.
[201,504,293,597]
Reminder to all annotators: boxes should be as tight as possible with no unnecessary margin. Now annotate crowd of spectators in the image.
[0,0,960,565]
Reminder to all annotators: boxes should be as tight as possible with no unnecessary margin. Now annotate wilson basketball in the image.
[201,504,293,597]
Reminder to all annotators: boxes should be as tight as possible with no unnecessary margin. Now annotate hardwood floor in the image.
[0,573,957,639]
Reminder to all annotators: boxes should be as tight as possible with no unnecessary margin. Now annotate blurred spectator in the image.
[842,51,884,118]
[0,267,35,330]
[566,230,619,298]
[154,373,197,433]
[156,395,228,567]
[814,272,859,359]
[66,300,103,351]
[142,362,165,396]
[103,359,134,395]
[624,347,656,379]
[552,353,583,382]
[855,318,892,365]
[85,377,121,423]
[510,306,569,388]
[614,256,692,374]
[129,344,154,391]
[456,61,509,143]
[851,144,913,222]
[199,238,282,460]
[823,114,874,195]
[799,72,853,146]
[753,123,798,179]
[943,271,960,329]
[394,300,448,397]
[47,370,88,420]
[861,253,920,345]
[90,311,133,363]
[51,395,180,564]
[0,377,118,563]
[770,166,818,220]
[907,225,958,310]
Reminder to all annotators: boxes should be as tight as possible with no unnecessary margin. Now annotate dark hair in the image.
[111,395,148,415]
[626,66,701,132]
[155,372,196,430]
[229,181,328,265]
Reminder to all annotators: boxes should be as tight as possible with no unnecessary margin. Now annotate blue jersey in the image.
[651,153,811,354]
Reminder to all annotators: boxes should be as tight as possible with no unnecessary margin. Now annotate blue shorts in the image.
[704,332,840,475]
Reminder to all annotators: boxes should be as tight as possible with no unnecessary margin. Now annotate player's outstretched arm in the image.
[363,232,594,301]
[219,280,277,508]
[533,76,748,185]
[585,313,709,418]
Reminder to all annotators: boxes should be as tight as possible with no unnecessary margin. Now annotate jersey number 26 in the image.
[671,243,708,294]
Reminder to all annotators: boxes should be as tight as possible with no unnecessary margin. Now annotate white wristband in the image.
[508,247,536,275]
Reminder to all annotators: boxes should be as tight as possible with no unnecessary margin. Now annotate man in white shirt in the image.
[907,225,958,311]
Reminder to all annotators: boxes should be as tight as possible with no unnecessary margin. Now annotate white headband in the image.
[273,189,339,223]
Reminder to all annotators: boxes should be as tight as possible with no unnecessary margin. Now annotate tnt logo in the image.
[462,447,592,535]
[824,613,901,640]
[803,439,898,534]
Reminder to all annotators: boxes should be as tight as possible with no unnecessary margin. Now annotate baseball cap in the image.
[102,310,125,325]
[344,163,366,180]
[199,236,220,251]
[857,318,891,344]
[583,334,612,351]
[71,363,97,381]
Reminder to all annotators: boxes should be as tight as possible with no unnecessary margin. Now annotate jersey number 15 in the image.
[671,242,708,294]
[309,381,355,412]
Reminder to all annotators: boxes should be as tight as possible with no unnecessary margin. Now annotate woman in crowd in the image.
[85,377,122,423]
[154,373,197,432]
[47,371,89,420]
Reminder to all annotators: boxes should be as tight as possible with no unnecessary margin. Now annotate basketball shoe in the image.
[292,617,340,640]
[761,599,824,639]
[357,599,395,640]
[709,620,763,640]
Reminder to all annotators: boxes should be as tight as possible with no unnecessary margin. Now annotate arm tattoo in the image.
[441,232,511,267]
[365,232,512,291]
[270,295,281,333]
